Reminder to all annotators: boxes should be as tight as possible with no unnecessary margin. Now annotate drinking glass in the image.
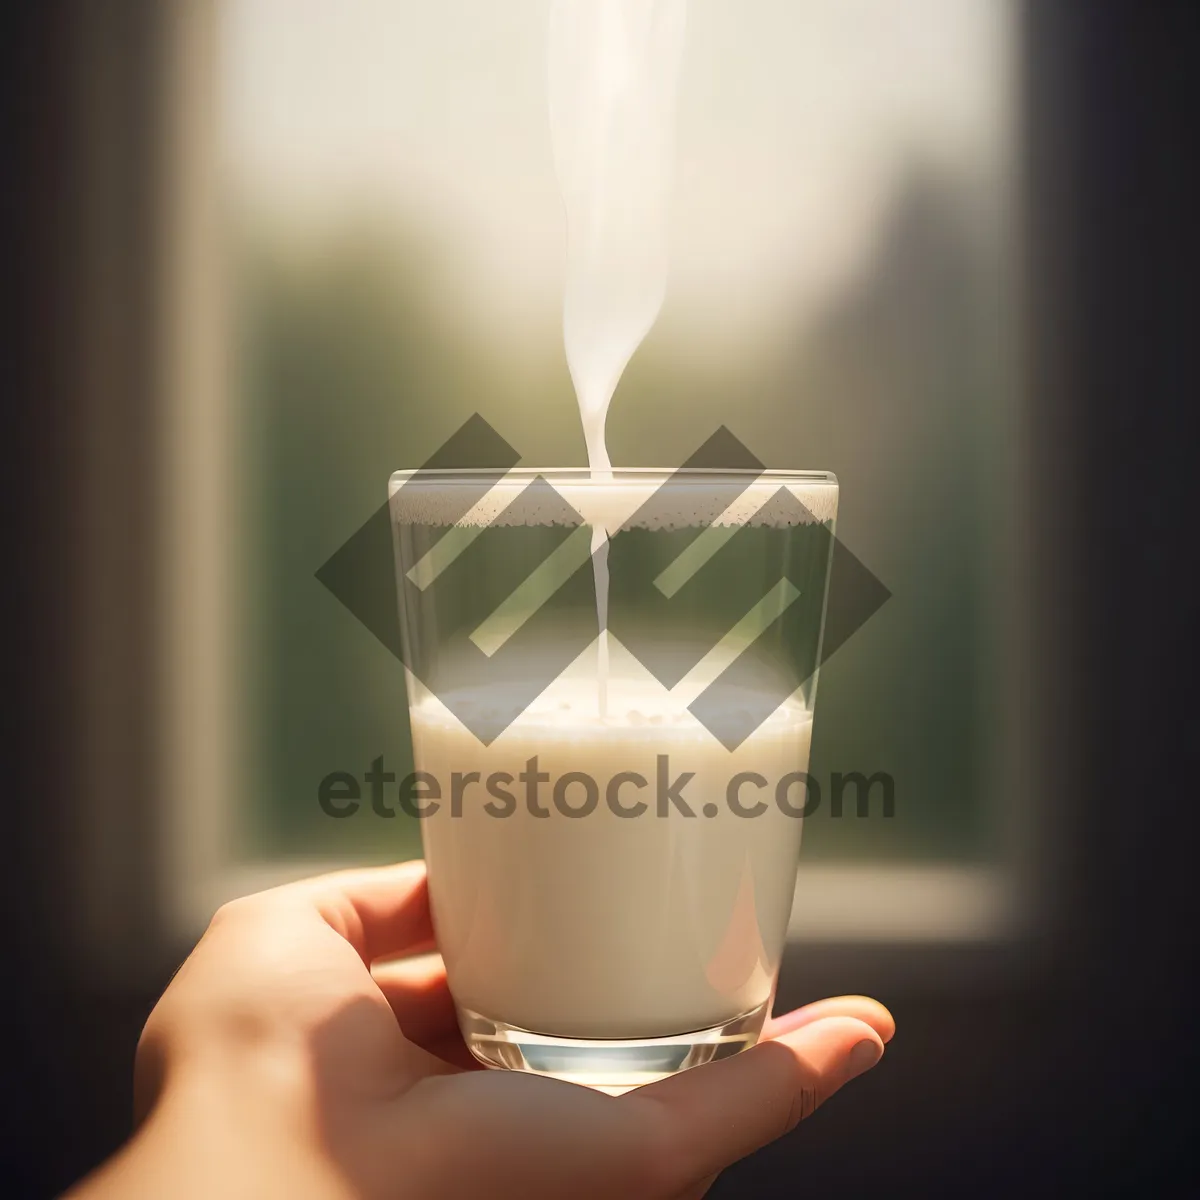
[389,467,838,1091]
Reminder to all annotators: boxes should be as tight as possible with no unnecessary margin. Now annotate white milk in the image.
[413,667,812,1039]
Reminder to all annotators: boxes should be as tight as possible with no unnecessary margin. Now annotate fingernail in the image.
[844,1039,883,1082]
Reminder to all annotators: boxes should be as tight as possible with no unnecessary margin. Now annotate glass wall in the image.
[219,0,1021,878]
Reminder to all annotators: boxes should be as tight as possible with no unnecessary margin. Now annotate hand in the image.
[71,861,893,1200]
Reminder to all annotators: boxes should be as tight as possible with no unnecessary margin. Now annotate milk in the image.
[412,665,812,1039]
[548,0,688,713]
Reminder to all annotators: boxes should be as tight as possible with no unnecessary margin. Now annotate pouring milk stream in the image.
[548,0,688,714]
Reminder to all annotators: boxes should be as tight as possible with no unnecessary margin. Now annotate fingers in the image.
[672,1172,719,1200]
[372,952,483,1070]
[299,860,434,963]
[422,1032,486,1072]
[763,995,895,1045]
[372,952,459,1046]
[629,1015,885,1185]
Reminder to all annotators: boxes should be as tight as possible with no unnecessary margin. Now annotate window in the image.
[163,0,1030,945]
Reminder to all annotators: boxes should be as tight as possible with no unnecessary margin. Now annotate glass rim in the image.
[389,466,838,491]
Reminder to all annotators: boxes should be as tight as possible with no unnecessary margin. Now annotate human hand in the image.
[72,861,893,1200]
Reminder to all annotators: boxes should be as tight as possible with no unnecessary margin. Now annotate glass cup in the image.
[389,467,839,1091]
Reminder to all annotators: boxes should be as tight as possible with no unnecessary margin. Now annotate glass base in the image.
[458,1000,771,1094]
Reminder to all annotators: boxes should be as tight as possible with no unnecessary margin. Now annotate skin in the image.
[68,861,894,1200]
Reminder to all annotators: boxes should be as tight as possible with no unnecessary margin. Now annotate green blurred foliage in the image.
[234,162,1012,865]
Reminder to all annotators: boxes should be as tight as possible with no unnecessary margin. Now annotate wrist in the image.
[75,1044,350,1200]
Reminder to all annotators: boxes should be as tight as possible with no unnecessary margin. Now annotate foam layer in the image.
[412,678,811,740]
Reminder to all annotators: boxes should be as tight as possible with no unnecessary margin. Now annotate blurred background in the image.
[207,0,1021,921]
[7,1,1199,1196]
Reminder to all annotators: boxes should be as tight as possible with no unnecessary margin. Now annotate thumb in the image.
[628,1016,885,1185]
